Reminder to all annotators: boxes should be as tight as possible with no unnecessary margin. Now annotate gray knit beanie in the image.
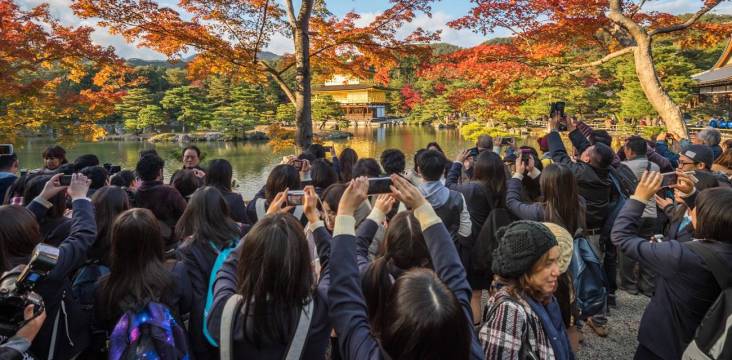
[491,221,558,278]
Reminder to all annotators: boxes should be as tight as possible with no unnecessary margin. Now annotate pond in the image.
[13,126,540,199]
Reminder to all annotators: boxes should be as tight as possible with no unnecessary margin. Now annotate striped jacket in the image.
[480,288,554,360]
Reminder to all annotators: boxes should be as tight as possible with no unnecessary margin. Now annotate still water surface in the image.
[15,126,538,199]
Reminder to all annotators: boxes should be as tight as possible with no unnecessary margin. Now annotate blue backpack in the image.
[569,234,608,317]
[203,240,238,347]
[72,262,110,307]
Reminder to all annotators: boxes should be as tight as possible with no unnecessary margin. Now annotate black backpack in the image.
[682,241,732,360]
[470,208,515,276]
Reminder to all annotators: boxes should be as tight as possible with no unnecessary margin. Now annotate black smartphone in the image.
[0,144,13,155]
[520,149,532,164]
[468,147,479,158]
[501,137,514,146]
[550,102,567,131]
[60,175,72,186]
[661,172,678,188]
[292,159,304,171]
[110,165,121,174]
[367,177,393,195]
[20,169,28,177]
[287,190,305,206]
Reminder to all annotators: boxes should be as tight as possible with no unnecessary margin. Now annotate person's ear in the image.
[697,163,706,171]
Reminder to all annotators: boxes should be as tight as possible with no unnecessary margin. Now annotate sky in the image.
[15,0,732,60]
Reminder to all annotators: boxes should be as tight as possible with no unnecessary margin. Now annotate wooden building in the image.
[693,38,732,117]
[313,75,389,121]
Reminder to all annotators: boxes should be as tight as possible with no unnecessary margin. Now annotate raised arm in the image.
[505,178,544,221]
[46,174,96,282]
[327,177,385,360]
[391,175,482,360]
[356,195,393,273]
[446,150,470,189]
[611,171,685,278]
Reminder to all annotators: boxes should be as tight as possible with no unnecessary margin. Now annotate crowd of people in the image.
[1,117,732,360]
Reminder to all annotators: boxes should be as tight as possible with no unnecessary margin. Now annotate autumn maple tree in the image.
[444,0,732,138]
[0,0,130,142]
[72,0,439,148]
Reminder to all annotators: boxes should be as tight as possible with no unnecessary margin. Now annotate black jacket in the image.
[445,162,499,241]
[548,131,610,229]
[612,198,732,359]
[39,216,72,247]
[222,191,250,224]
[25,199,97,360]
[662,204,693,243]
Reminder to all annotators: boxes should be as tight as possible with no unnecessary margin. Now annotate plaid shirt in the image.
[480,288,555,360]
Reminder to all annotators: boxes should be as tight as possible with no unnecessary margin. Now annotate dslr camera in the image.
[0,244,59,336]
[103,163,122,175]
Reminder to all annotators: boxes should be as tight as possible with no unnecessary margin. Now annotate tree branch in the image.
[252,0,270,63]
[284,0,297,28]
[259,60,296,104]
[649,0,723,36]
[573,46,635,68]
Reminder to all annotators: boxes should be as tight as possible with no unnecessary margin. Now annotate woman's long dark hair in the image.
[0,206,40,270]
[206,159,234,192]
[338,148,358,182]
[99,208,173,315]
[23,175,65,218]
[362,212,431,335]
[264,164,301,203]
[235,213,312,347]
[90,186,130,265]
[175,186,240,248]
[540,164,584,235]
[472,151,507,209]
[380,268,471,360]
[311,158,337,190]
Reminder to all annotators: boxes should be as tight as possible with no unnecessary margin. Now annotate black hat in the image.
[492,221,558,278]
[681,144,713,169]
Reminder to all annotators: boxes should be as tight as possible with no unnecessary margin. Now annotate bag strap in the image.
[686,241,732,289]
[284,300,315,360]
[220,294,243,360]
[203,241,238,347]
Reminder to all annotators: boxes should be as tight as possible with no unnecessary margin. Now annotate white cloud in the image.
[645,0,732,14]
[13,0,732,61]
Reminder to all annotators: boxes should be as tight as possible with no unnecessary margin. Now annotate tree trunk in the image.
[632,35,688,138]
[293,22,313,149]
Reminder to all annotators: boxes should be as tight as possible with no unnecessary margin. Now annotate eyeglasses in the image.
[677,161,696,168]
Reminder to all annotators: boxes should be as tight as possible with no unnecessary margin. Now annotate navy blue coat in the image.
[611,199,732,359]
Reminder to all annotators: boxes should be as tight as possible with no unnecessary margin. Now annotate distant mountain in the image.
[125,51,281,68]
[429,43,462,55]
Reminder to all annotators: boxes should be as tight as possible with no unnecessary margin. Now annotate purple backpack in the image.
[109,302,190,360]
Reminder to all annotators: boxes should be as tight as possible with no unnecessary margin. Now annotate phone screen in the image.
[468,147,479,158]
[287,190,305,206]
[367,177,393,195]
[60,175,72,186]
[520,149,532,164]
[0,144,13,155]
[661,173,678,188]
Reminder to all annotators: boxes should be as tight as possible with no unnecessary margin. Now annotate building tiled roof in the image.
[693,66,732,86]
[313,84,389,91]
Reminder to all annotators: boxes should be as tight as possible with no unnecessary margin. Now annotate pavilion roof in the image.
[313,84,390,92]
[692,37,732,86]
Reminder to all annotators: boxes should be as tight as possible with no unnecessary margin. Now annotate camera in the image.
[550,102,567,131]
[287,190,305,206]
[367,177,393,195]
[0,244,59,336]
[103,163,122,175]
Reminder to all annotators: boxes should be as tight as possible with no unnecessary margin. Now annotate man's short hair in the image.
[73,154,100,172]
[136,154,165,181]
[476,135,493,150]
[352,158,382,178]
[589,143,614,169]
[625,136,647,157]
[592,130,612,147]
[380,149,406,175]
[697,127,722,146]
[80,166,109,190]
[0,153,18,171]
[417,149,447,181]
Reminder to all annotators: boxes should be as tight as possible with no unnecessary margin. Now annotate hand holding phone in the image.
[287,190,305,206]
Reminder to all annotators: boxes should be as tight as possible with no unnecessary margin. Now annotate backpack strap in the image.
[284,299,315,360]
[255,198,267,220]
[203,241,238,347]
[220,294,243,360]
[686,241,732,289]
